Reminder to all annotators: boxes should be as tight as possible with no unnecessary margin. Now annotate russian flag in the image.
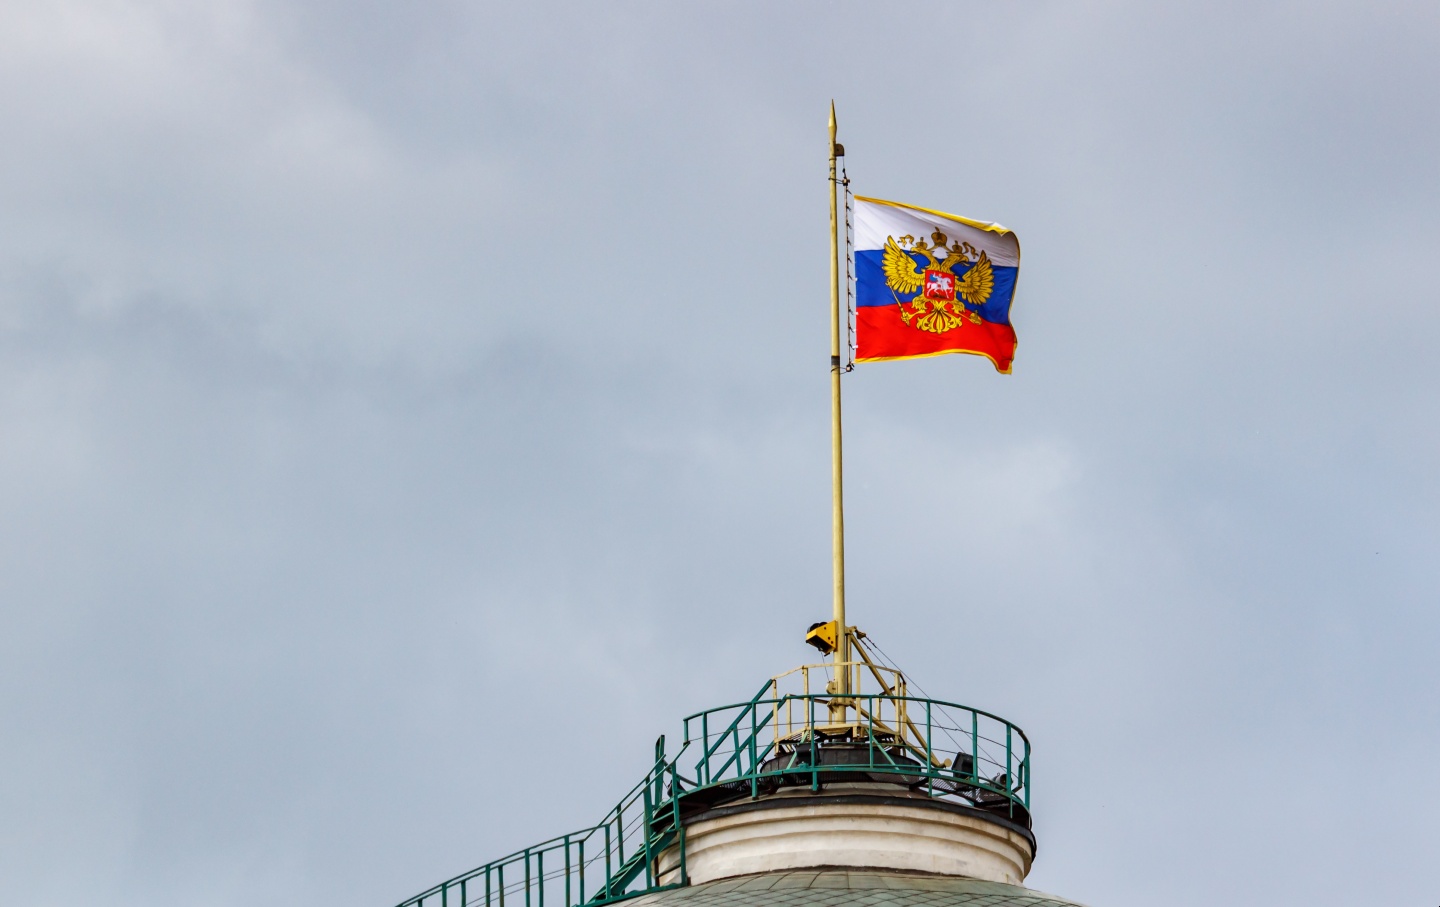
[854,197,1020,373]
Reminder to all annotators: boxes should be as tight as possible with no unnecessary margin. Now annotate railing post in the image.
[971,711,979,783]
[701,714,709,785]
[1022,751,1030,809]
[732,724,741,780]
[1005,724,1014,817]
[563,835,571,907]
[772,696,779,751]
[524,851,532,907]
[925,699,933,798]
[670,763,687,886]
[865,695,874,768]
[809,696,819,792]
[443,882,449,907]
[749,707,758,799]
[578,837,586,903]
[642,765,654,889]
[603,824,611,901]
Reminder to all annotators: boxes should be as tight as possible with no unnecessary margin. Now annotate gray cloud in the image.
[1,3,1437,907]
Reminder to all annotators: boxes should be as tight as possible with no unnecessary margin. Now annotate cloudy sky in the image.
[2,2,1438,906]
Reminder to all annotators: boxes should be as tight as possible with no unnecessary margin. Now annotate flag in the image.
[854,196,1020,372]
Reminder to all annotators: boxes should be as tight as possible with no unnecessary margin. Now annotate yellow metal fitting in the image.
[805,620,839,655]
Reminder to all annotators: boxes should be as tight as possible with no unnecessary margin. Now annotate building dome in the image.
[390,636,1086,907]
[629,870,1084,907]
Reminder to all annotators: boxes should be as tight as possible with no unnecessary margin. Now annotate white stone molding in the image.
[655,795,1034,886]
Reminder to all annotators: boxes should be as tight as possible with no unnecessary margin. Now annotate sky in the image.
[1,2,1437,906]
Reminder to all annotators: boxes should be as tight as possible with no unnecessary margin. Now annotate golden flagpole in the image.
[828,102,849,703]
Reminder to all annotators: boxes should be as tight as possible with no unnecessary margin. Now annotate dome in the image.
[389,643,1084,907]
[628,869,1084,907]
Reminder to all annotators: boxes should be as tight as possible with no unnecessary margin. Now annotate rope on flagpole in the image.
[842,158,856,372]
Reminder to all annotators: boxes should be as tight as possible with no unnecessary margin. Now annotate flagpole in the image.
[828,102,849,703]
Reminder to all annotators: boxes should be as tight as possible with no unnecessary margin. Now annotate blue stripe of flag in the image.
[856,249,1017,326]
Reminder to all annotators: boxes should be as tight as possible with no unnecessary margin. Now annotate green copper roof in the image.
[624,871,1085,907]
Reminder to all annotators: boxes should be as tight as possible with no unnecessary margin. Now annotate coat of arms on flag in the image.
[853,196,1020,372]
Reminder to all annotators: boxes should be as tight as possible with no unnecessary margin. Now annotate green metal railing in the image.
[680,690,1030,821]
[392,683,1029,907]
[392,740,688,907]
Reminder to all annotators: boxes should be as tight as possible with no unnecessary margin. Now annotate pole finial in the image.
[828,100,837,141]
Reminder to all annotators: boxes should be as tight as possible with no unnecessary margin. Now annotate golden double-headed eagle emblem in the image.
[881,230,995,334]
